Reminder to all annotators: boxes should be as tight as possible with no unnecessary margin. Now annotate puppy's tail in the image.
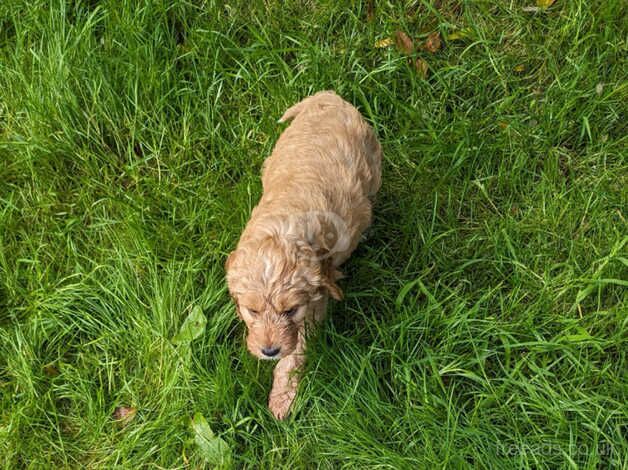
[278,90,343,123]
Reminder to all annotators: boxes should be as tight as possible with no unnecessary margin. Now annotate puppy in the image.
[225,91,381,419]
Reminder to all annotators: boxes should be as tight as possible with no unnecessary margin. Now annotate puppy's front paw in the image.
[268,389,296,420]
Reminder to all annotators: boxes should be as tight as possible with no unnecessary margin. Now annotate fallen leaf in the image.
[172,306,207,344]
[513,64,526,73]
[561,333,593,342]
[192,412,231,467]
[120,177,133,189]
[559,327,593,343]
[113,406,137,425]
[43,364,59,377]
[394,30,414,54]
[374,37,393,48]
[595,83,604,95]
[414,58,429,78]
[423,31,442,53]
[366,0,375,22]
[536,0,556,7]
[498,121,509,129]
[446,28,472,41]
[133,142,143,157]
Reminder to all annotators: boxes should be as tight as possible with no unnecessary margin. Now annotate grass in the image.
[0,0,626,467]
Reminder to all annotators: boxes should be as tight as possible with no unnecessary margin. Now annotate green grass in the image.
[1,0,626,468]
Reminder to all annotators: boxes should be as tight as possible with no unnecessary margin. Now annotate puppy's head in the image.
[225,235,341,360]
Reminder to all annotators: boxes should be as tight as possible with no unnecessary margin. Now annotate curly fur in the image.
[225,91,381,419]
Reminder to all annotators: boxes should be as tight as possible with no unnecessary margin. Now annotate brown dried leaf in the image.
[366,0,375,22]
[113,406,137,425]
[394,31,414,55]
[536,0,556,7]
[375,37,393,48]
[43,364,59,377]
[414,58,429,78]
[424,32,442,53]
[133,142,144,157]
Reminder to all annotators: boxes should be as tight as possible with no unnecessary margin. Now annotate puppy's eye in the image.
[248,309,259,315]
[282,307,298,317]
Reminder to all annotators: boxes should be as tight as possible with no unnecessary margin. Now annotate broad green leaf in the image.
[172,306,207,344]
[446,28,472,41]
[191,412,231,467]
[561,334,593,342]
[396,279,420,308]
[560,327,594,343]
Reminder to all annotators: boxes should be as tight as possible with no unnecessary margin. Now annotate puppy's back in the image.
[278,91,348,123]
[267,91,381,199]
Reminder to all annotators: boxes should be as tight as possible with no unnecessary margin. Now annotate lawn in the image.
[0,0,626,468]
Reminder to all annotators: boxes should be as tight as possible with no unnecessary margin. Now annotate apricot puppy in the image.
[225,91,381,419]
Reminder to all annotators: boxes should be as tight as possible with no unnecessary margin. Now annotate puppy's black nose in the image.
[261,346,280,357]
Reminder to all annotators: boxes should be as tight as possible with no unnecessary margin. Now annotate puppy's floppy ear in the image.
[232,296,243,319]
[295,241,344,300]
[322,264,344,301]
[225,250,238,272]
[225,251,242,313]
[322,277,343,300]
